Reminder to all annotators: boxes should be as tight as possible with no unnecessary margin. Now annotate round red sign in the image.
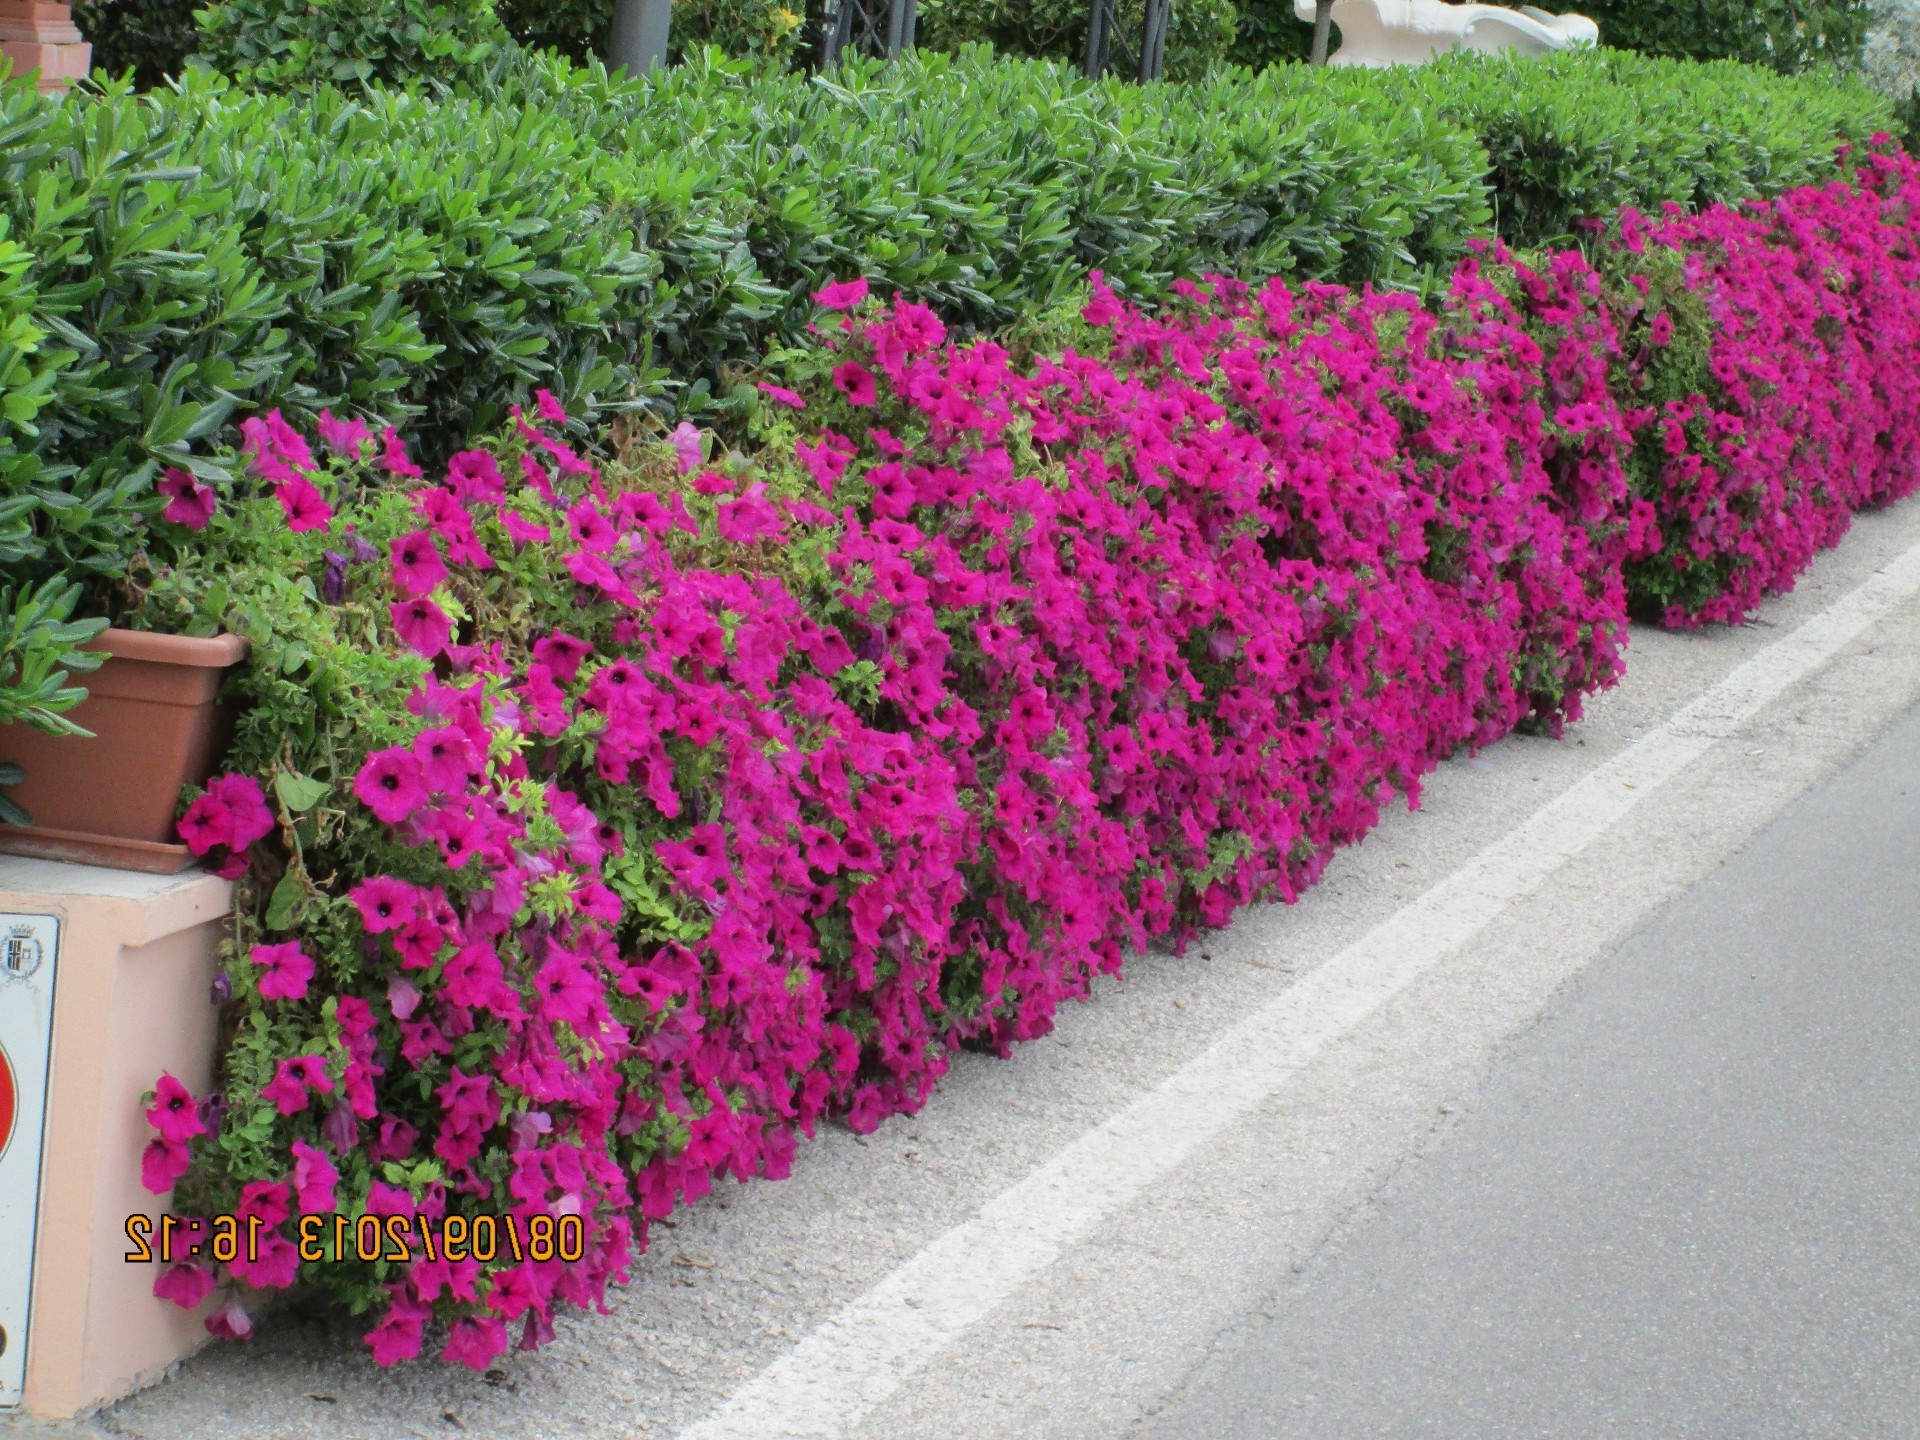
[0,1041,15,1164]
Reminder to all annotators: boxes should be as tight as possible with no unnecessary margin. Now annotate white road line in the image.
[675,544,1920,1440]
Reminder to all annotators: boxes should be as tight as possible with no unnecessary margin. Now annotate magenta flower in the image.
[153,1262,216,1310]
[390,597,453,657]
[716,488,785,545]
[353,748,429,824]
[442,1315,509,1371]
[500,508,553,547]
[670,421,704,473]
[380,426,423,480]
[316,409,373,458]
[158,468,217,529]
[412,725,477,791]
[350,875,420,934]
[251,941,315,1002]
[446,449,506,503]
[390,531,448,598]
[757,382,807,410]
[140,1137,190,1194]
[290,1138,339,1214]
[532,952,598,1028]
[275,477,333,533]
[146,1073,205,1144]
[832,361,878,406]
[566,501,616,553]
[204,1299,255,1341]
[177,774,274,857]
[535,388,568,424]
[814,276,870,311]
[365,1291,428,1365]
[261,1054,332,1115]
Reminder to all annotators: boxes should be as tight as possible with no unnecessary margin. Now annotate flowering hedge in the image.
[1603,145,1920,624]
[124,145,1920,1364]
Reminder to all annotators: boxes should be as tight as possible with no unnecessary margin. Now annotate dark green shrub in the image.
[916,0,1241,79]
[1577,0,1871,74]
[0,45,1889,728]
[71,0,200,88]
[1406,48,1893,247]
[1229,0,1314,69]
[194,0,509,88]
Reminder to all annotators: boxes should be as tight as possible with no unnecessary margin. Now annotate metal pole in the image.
[1140,0,1171,80]
[1085,0,1112,78]
[1309,0,1334,65]
[885,0,919,58]
[608,0,671,75]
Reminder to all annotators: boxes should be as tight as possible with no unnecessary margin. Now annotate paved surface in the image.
[1141,699,1920,1439]
[4,499,1918,1440]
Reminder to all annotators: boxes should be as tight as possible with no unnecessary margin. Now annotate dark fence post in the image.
[820,0,919,65]
[1085,0,1174,82]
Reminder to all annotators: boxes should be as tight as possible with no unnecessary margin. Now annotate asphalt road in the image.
[9,501,1919,1440]
[1139,700,1920,1439]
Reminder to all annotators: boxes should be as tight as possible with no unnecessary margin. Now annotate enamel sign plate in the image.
[0,913,57,1408]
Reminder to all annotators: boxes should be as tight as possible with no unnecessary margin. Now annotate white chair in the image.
[1291,0,1600,67]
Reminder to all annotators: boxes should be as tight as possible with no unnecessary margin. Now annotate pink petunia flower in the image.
[832,361,878,406]
[204,1299,255,1341]
[380,427,423,480]
[670,421,704,473]
[146,1073,205,1144]
[535,389,568,424]
[316,409,373,458]
[757,382,807,411]
[500,507,553,547]
[275,477,333,533]
[141,1136,191,1194]
[153,1262,216,1310]
[353,748,429,825]
[290,1139,339,1214]
[813,276,869,311]
[446,449,506,503]
[390,597,453,657]
[442,1315,509,1371]
[350,875,420,933]
[260,1054,332,1116]
[251,941,315,1002]
[531,632,592,682]
[158,468,217,529]
[390,531,447,598]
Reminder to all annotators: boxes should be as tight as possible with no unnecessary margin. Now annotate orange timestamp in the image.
[125,1211,586,1266]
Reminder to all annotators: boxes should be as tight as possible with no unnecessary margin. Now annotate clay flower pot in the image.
[0,629,249,874]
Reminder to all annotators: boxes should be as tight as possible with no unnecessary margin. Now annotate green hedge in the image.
[1575,0,1872,74]
[194,0,511,89]
[0,46,1891,730]
[916,0,1243,80]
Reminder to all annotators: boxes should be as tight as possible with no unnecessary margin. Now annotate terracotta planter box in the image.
[0,1,90,95]
[0,630,249,875]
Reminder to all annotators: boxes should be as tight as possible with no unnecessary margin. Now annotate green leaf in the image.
[273,770,331,814]
[264,872,303,931]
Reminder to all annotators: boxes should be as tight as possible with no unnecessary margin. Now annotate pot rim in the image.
[83,627,249,669]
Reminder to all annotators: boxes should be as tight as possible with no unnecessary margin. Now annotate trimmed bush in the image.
[1603,147,1920,623]
[71,0,199,88]
[194,0,511,89]
[1575,0,1871,74]
[916,0,1243,79]
[0,48,1890,729]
